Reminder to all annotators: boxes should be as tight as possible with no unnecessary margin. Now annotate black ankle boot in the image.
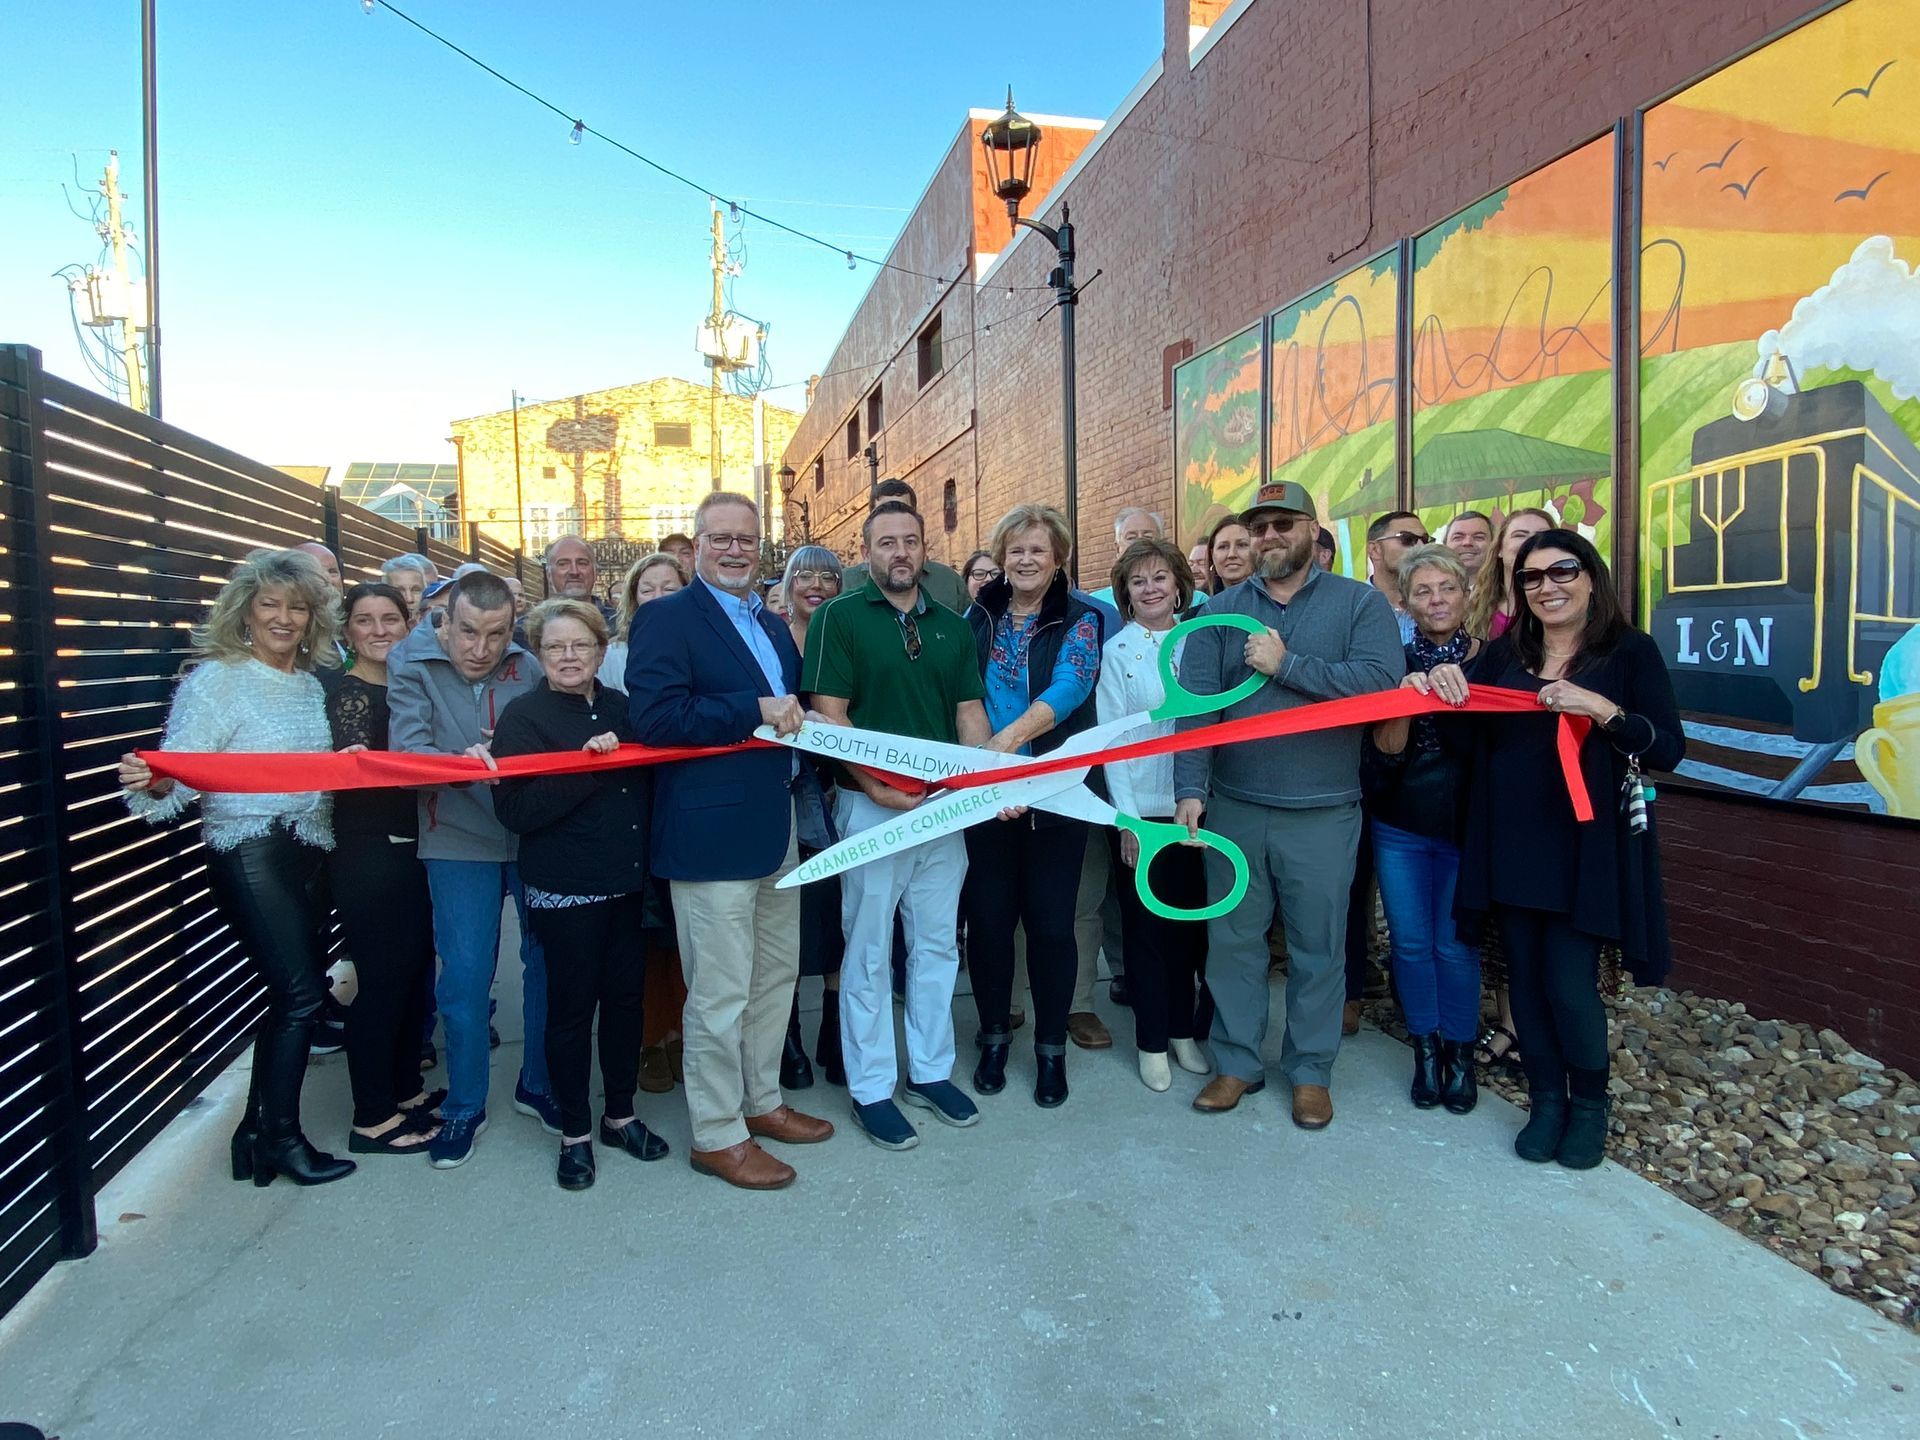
[1556,1096,1609,1170]
[781,997,814,1090]
[557,1140,596,1191]
[973,1040,1009,1095]
[1438,1037,1478,1114]
[1409,1033,1441,1109]
[1034,1051,1068,1108]
[815,992,845,1086]
[252,1133,355,1187]
[1514,1091,1568,1163]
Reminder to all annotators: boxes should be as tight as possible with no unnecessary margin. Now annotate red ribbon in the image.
[139,684,1593,821]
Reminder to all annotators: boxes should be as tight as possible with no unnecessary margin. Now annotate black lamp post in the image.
[981,87,1083,581]
[776,463,796,539]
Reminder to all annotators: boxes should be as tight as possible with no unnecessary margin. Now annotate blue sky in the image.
[0,1,1162,472]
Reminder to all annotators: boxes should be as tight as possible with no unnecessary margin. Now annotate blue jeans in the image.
[424,859,550,1121]
[1371,820,1480,1042]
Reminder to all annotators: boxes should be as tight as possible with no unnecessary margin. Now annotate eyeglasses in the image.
[703,533,761,551]
[539,640,601,657]
[791,569,840,586]
[1378,531,1432,547]
[898,609,922,661]
[1248,515,1306,536]
[1515,558,1584,591]
[967,567,1002,583]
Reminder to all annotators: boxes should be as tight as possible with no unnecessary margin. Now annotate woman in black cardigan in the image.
[493,598,670,1191]
[1415,530,1683,1170]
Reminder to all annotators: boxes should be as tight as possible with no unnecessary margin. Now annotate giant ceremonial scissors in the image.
[754,612,1270,921]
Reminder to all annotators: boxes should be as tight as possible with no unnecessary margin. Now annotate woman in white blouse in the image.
[117,549,356,1189]
[1094,537,1213,1092]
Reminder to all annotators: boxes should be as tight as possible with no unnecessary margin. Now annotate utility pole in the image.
[708,205,727,488]
[511,390,526,552]
[100,154,147,414]
[141,0,161,418]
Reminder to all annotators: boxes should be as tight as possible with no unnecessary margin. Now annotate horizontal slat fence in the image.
[0,344,529,1316]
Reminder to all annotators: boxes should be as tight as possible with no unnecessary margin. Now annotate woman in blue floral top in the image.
[963,504,1103,1108]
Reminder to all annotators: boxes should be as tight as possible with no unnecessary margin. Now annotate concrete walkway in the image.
[3,933,1916,1438]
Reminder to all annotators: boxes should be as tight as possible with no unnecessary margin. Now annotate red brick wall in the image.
[1660,789,1920,1073]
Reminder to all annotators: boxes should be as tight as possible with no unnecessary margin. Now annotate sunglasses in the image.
[1248,515,1307,537]
[1515,558,1584,591]
[898,609,922,661]
[1378,531,1433,547]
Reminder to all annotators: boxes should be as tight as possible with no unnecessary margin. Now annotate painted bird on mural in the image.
[1722,166,1767,200]
[1652,151,1679,171]
[1834,171,1891,203]
[1697,139,1744,173]
[1832,59,1896,105]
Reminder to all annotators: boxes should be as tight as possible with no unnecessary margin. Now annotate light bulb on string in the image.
[361,0,376,13]
[729,201,740,221]
[845,252,856,270]
[569,120,585,145]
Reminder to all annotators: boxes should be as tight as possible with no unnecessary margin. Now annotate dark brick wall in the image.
[1660,789,1920,1074]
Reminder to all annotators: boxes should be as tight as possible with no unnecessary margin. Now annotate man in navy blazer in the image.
[628,492,834,1190]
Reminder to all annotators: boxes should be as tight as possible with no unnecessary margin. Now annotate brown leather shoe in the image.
[637,1044,674,1095]
[1342,1000,1362,1036]
[745,1104,835,1144]
[1291,1084,1334,1129]
[1191,1074,1265,1113]
[1067,1011,1112,1050]
[690,1140,795,1190]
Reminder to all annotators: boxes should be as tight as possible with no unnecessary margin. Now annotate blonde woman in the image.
[599,552,687,689]
[1463,508,1554,641]
[116,549,355,1188]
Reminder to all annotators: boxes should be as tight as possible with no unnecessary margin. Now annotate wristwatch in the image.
[1602,707,1627,734]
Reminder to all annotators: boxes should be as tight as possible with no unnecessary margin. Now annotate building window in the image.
[846,415,860,459]
[813,457,824,492]
[542,465,557,480]
[867,387,883,436]
[918,314,944,387]
[942,479,958,533]
[653,422,693,448]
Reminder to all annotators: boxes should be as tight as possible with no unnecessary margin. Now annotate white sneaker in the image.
[1170,1038,1211,1074]
[1138,1051,1172,1092]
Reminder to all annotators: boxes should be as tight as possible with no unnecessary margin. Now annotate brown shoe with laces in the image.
[745,1104,835,1144]
[690,1140,795,1190]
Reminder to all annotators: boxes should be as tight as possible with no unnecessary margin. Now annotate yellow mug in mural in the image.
[1857,694,1920,819]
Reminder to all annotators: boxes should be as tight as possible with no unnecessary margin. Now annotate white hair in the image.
[1112,507,1164,539]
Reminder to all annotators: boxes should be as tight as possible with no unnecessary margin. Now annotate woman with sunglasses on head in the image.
[1415,529,1683,1170]
[781,545,848,1087]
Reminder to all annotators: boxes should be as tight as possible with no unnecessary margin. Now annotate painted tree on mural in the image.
[1173,325,1263,545]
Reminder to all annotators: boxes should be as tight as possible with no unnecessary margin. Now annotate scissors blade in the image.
[1030,781,1120,828]
[752,721,1011,787]
[775,771,1050,889]
[1047,712,1156,761]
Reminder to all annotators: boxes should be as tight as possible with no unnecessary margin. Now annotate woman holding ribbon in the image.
[324,581,442,1155]
[1095,537,1212,1093]
[964,504,1103,1107]
[782,544,847,1088]
[493,598,667,1191]
[117,548,355,1188]
[1364,545,1480,1114]
[1417,529,1683,1170]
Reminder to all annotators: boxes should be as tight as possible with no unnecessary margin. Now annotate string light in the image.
[845,252,856,270]
[361,0,376,13]
[568,120,584,146]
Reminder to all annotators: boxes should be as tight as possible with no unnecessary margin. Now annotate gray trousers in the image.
[1203,795,1362,1087]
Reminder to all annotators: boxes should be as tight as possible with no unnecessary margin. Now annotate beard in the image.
[879,561,919,594]
[1255,529,1313,582]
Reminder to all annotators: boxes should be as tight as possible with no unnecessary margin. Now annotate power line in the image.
[359,1,1053,295]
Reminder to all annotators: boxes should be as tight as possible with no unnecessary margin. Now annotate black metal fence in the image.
[0,345,536,1316]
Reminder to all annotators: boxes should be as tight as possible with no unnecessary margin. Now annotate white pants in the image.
[834,788,968,1105]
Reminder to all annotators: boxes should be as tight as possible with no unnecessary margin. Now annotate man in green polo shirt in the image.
[803,500,990,1150]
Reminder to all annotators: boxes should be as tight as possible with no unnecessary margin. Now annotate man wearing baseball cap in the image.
[1171,479,1403,1130]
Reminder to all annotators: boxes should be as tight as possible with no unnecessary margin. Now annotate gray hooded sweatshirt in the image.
[388,619,541,862]
[1172,567,1405,810]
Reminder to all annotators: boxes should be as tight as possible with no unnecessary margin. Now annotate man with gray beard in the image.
[1171,481,1403,1130]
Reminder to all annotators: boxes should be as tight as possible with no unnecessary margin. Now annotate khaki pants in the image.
[671,832,801,1152]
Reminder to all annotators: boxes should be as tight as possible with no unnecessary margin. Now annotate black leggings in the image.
[205,828,329,1139]
[529,893,647,1139]
[964,819,1087,1050]
[330,838,433,1127]
[1497,905,1608,1101]
[1111,832,1210,1052]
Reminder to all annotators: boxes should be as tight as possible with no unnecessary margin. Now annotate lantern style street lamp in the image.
[776,463,796,540]
[980,87,1086,580]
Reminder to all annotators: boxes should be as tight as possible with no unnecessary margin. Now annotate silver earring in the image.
[243,627,254,647]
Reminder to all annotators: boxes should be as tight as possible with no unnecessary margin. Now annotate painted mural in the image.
[1409,133,1617,556]
[1173,323,1262,547]
[1638,0,1920,814]
[1264,253,1399,578]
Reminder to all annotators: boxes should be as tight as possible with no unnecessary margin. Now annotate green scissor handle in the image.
[1149,612,1272,720]
[1116,815,1251,922]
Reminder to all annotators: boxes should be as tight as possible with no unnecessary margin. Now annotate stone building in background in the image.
[450,378,799,566]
